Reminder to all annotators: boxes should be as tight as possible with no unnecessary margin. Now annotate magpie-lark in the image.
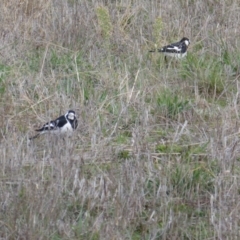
[150,37,190,59]
[30,110,78,140]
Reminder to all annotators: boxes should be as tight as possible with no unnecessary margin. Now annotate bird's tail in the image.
[29,133,40,140]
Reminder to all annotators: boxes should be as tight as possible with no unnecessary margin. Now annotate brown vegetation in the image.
[0,0,240,239]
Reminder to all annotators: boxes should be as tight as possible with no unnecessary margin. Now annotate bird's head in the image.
[180,37,190,47]
[66,110,76,120]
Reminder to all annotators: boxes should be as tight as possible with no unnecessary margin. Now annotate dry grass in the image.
[1,0,240,239]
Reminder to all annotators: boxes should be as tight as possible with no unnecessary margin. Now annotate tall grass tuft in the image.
[96,6,113,41]
[152,17,164,44]
[156,89,190,119]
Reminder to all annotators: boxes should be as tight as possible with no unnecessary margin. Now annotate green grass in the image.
[0,63,11,96]
[182,53,225,95]
[155,89,190,119]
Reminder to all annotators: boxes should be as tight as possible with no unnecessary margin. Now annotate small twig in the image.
[173,120,188,142]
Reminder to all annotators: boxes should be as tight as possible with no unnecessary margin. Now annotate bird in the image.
[150,37,190,60]
[29,110,78,140]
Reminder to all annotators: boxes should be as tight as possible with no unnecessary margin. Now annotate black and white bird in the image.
[30,110,78,140]
[150,37,190,59]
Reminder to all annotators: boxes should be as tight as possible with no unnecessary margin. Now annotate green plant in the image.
[152,17,164,43]
[118,150,130,159]
[0,64,11,96]
[156,90,190,119]
[181,53,226,98]
[96,6,113,40]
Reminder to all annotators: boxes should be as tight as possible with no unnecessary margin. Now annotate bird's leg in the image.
[164,56,169,68]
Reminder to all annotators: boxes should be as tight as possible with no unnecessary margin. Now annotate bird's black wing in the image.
[35,115,67,132]
[71,118,78,130]
[53,115,68,128]
[159,42,183,53]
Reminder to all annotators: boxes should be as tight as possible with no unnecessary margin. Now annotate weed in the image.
[156,89,190,119]
[0,64,11,96]
[181,53,226,98]
[118,150,130,159]
[96,6,113,40]
[152,17,164,44]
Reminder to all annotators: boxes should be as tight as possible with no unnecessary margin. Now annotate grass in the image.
[0,0,240,239]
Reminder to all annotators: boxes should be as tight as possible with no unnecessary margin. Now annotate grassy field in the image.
[1,0,240,239]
